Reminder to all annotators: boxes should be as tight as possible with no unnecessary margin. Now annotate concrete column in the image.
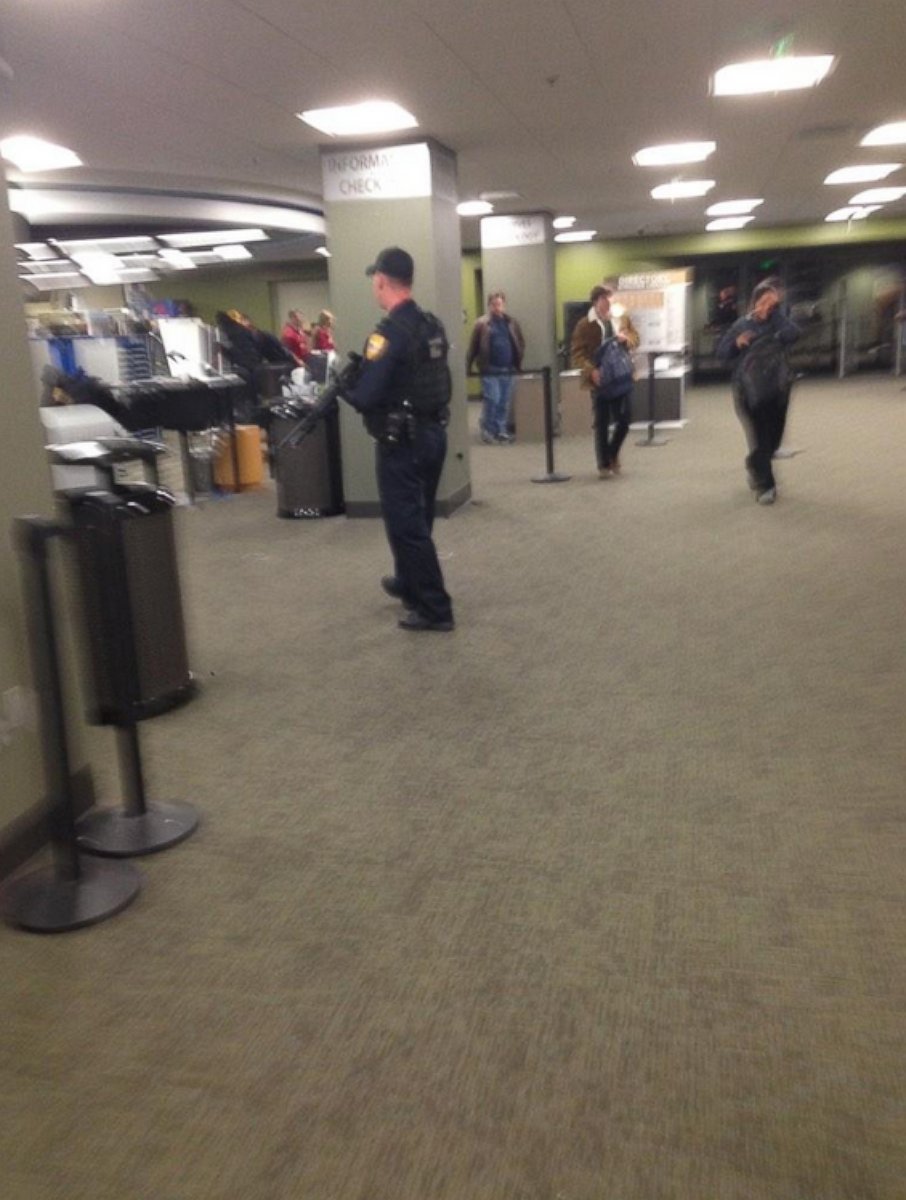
[0,182,59,831]
[479,213,559,403]
[320,139,471,517]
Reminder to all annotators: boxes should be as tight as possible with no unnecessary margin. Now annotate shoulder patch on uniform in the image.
[365,333,389,361]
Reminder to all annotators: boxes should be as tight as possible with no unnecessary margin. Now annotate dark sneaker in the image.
[381,575,415,609]
[398,611,454,632]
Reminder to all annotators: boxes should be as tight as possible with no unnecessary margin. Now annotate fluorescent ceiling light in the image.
[479,190,521,202]
[185,252,224,266]
[824,164,901,185]
[713,55,835,96]
[298,100,418,137]
[457,200,494,216]
[651,180,715,200]
[554,230,597,243]
[15,242,61,260]
[705,216,755,231]
[848,186,906,204]
[315,247,331,257]
[69,250,123,284]
[825,206,882,222]
[633,141,716,166]
[214,244,253,261]
[706,199,763,216]
[0,135,82,172]
[158,249,197,270]
[115,269,160,283]
[55,235,160,255]
[552,216,576,229]
[861,121,906,146]
[159,229,268,248]
[21,272,90,291]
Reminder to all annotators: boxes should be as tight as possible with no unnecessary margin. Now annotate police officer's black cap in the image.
[365,247,414,285]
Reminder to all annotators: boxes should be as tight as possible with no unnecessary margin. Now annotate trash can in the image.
[65,483,195,725]
[270,403,345,518]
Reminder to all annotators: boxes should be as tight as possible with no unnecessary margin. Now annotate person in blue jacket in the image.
[718,281,799,505]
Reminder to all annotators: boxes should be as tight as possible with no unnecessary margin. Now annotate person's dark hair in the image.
[590,284,612,304]
[751,281,780,306]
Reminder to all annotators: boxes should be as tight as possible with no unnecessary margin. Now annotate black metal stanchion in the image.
[531,367,571,483]
[0,519,142,933]
[76,722,198,857]
[636,351,669,447]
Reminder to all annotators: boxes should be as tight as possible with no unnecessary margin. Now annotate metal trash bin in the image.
[270,402,345,518]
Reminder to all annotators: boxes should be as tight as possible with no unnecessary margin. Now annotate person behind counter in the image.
[313,310,337,354]
[280,310,312,365]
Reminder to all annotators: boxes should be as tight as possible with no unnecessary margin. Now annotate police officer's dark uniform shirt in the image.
[348,298,454,625]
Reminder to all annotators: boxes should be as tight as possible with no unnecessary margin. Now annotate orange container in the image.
[213,425,264,491]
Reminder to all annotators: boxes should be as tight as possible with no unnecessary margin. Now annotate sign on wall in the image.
[322,143,433,202]
[480,215,547,250]
[617,269,691,353]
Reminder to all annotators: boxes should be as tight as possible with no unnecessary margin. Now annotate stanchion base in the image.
[636,435,670,447]
[531,472,572,484]
[0,857,142,933]
[76,801,199,858]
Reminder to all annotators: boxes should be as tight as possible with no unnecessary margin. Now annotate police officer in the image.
[346,247,455,632]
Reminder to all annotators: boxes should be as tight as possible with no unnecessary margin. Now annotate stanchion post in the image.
[636,351,669,447]
[0,518,142,932]
[531,366,571,484]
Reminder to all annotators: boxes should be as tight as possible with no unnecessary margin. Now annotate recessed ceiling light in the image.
[706,199,764,216]
[861,121,906,146]
[159,229,268,248]
[848,186,906,204]
[651,180,715,200]
[0,135,82,172]
[633,141,716,166]
[298,101,418,137]
[705,216,755,231]
[214,244,253,261]
[552,216,576,229]
[712,55,835,96]
[554,230,597,243]
[824,164,901,185]
[457,200,494,216]
[825,206,882,222]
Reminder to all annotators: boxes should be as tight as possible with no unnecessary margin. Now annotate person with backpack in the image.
[345,246,455,632]
[717,281,800,506]
[570,284,640,478]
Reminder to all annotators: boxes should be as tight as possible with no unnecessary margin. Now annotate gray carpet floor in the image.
[1,376,904,1199]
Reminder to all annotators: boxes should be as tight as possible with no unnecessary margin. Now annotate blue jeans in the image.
[481,373,514,438]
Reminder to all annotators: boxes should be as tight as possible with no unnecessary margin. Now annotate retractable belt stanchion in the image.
[530,366,571,484]
[636,351,670,448]
[0,518,142,933]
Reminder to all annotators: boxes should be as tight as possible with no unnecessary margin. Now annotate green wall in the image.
[553,218,906,338]
[145,260,329,333]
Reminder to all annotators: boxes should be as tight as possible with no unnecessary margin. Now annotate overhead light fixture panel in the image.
[713,55,835,96]
[299,101,418,137]
[633,141,715,166]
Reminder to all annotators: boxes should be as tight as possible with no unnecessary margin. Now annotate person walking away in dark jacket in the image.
[466,291,525,443]
[717,281,799,505]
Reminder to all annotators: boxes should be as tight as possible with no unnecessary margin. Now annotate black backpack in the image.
[737,333,793,408]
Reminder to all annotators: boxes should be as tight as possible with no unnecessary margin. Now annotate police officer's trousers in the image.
[376,421,453,624]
